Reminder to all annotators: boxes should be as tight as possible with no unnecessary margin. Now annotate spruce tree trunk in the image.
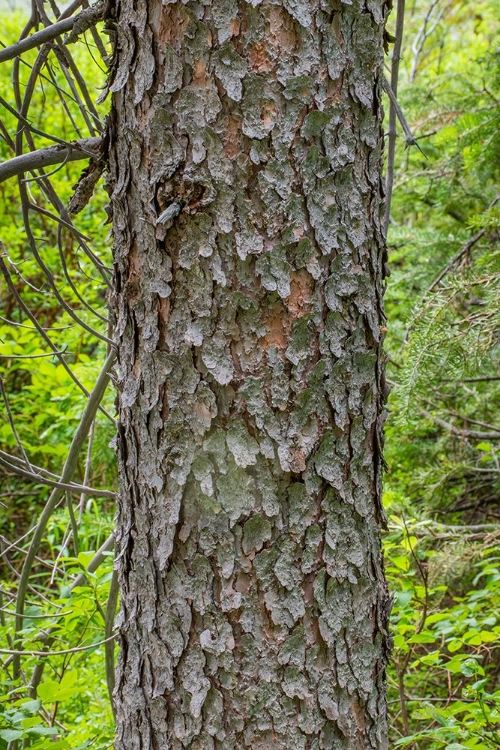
[108,0,391,747]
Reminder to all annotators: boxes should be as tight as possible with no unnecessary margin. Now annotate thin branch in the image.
[382,76,422,150]
[0,454,116,498]
[0,317,72,331]
[0,0,107,64]
[0,137,101,184]
[384,0,406,236]
[0,252,115,424]
[16,185,113,345]
[457,376,500,383]
[13,350,115,677]
[0,18,74,64]
[0,92,92,149]
[419,408,500,441]
[0,375,32,471]
[0,350,69,359]
[0,606,72,619]
[79,419,95,518]
[0,633,116,657]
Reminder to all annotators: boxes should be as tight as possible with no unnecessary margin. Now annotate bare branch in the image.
[419,408,500,441]
[384,0,406,237]
[0,0,107,64]
[0,137,101,184]
[13,350,115,677]
[382,76,421,150]
[0,18,74,64]
[0,633,116,657]
[0,453,116,498]
[0,252,115,424]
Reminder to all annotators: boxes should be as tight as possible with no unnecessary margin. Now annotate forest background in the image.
[0,0,499,747]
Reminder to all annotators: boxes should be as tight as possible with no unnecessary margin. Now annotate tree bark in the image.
[108,0,391,747]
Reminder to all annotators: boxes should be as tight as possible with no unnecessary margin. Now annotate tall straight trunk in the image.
[108,0,391,747]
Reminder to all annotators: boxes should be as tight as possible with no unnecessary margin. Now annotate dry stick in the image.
[55,39,103,132]
[1,634,116,657]
[0,454,116,497]
[1,448,87,481]
[45,54,86,139]
[5,9,109,307]
[49,42,97,138]
[9,0,105,141]
[382,77,422,150]
[0,350,68,359]
[425,400,500,434]
[11,7,38,111]
[0,527,36,561]
[0,606,73,618]
[410,0,446,83]
[419,408,500,440]
[0,537,57,571]
[7,38,110,288]
[458,375,500,383]
[53,226,109,322]
[27,201,93,241]
[0,0,106,64]
[0,316,69,330]
[50,490,80,585]
[0,18,74,64]
[13,350,115,678]
[384,0,406,237]
[0,137,101,184]
[6,52,101,138]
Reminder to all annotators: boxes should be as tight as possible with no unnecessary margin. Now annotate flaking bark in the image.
[108,0,391,747]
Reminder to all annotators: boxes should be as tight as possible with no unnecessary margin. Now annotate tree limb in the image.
[0,18,74,64]
[419,408,500,440]
[0,1,107,64]
[0,137,102,184]
[0,453,116,498]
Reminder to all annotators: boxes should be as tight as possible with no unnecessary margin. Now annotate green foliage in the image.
[386,517,500,748]
[0,513,116,749]
[385,0,500,746]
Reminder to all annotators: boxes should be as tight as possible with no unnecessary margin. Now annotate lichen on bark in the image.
[108,0,391,747]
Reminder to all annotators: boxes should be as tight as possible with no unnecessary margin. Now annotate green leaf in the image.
[14,698,41,713]
[391,555,410,571]
[393,634,406,649]
[0,729,23,742]
[461,659,481,677]
[475,442,492,452]
[409,632,436,644]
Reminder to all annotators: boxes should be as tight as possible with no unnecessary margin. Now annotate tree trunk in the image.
[108,0,391,747]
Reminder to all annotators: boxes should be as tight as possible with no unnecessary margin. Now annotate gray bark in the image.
[108,0,391,747]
